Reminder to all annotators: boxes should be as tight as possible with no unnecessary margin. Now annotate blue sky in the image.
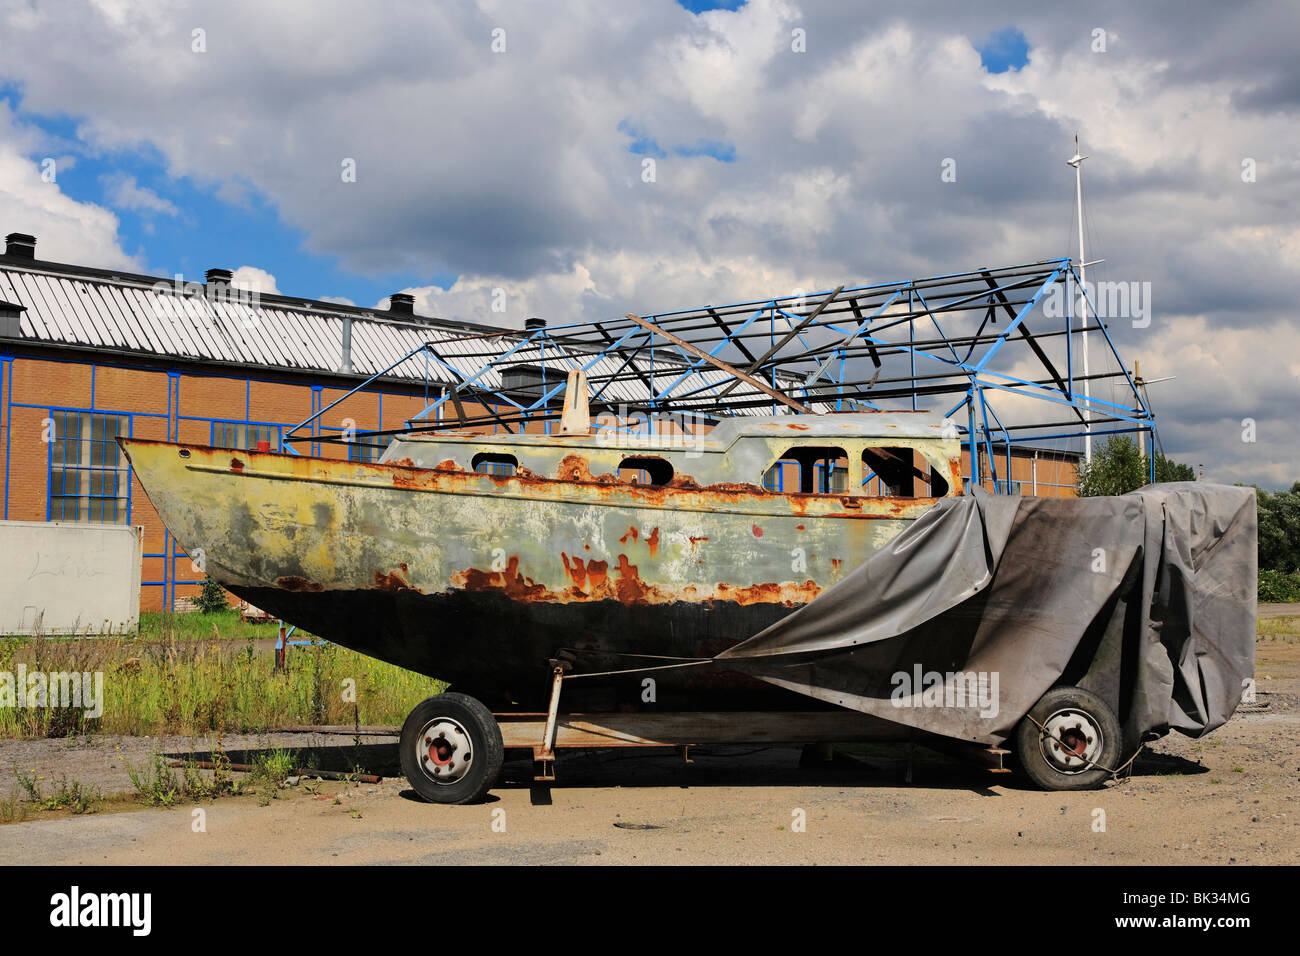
[977,27,1031,74]
[1,84,444,306]
[676,0,746,12]
[619,120,737,162]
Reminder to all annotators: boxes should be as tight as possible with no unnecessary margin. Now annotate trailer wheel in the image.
[1014,685,1120,791]
[400,693,503,804]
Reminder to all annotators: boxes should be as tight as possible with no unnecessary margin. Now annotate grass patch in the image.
[136,609,282,643]
[1257,616,1300,642]
[0,621,442,738]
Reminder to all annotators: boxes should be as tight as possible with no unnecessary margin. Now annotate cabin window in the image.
[861,446,948,497]
[618,456,673,486]
[765,447,849,494]
[473,453,518,477]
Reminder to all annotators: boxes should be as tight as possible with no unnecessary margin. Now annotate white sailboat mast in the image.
[1067,134,1092,463]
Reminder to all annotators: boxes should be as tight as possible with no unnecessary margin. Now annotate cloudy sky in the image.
[0,0,1296,487]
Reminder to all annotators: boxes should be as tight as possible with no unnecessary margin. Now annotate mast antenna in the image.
[1067,134,1092,463]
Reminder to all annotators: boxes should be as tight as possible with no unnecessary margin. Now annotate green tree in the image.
[1076,435,1146,496]
[1257,482,1300,574]
[1152,452,1195,483]
[194,577,231,614]
[1076,435,1196,496]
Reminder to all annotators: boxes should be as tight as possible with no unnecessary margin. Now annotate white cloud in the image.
[0,104,135,269]
[231,265,280,295]
[100,172,180,216]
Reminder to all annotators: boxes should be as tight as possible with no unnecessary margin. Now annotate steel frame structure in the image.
[286,258,1158,492]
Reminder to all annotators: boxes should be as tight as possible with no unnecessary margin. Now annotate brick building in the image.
[0,232,522,613]
[0,232,1078,615]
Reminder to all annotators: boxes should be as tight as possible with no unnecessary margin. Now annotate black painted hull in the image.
[234,585,820,711]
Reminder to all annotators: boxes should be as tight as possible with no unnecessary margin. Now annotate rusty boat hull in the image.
[121,434,954,709]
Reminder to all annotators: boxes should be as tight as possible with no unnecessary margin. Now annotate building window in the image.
[348,436,390,463]
[211,421,282,451]
[49,411,129,523]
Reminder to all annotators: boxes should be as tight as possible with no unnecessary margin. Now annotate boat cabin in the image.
[380,412,962,499]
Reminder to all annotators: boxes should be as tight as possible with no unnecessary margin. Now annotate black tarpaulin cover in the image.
[717,483,1257,750]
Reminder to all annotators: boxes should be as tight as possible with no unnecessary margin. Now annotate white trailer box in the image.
[0,520,143,635]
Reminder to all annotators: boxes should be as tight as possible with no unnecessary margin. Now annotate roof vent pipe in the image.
[340,317,354,374]
[388,292,415,315]
[524,317,546,331]
[205,268,233,287]
[4,233,36,259]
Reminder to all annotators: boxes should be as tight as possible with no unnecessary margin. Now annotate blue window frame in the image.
[347,436,389,463]
[211,421,282,451]
[49,410,129,523]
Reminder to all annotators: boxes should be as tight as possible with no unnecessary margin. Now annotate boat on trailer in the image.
[120,278,1255,802]
[121,390,1256,803]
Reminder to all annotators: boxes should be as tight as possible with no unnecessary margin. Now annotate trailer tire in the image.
[401,693,503,804]
[1014,685,1120,791]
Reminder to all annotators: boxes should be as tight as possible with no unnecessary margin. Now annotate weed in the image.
[127,754,181,807]
[0,789,28,823]
[16,772,99,813]
[249,748,296,787]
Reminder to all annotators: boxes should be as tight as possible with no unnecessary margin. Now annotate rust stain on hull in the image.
[457,553,821,608]
[453,555,549,600]
[373,568,418,592]
[276,575,323,592]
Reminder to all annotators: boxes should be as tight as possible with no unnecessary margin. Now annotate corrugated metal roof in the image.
[0,260,775,412]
